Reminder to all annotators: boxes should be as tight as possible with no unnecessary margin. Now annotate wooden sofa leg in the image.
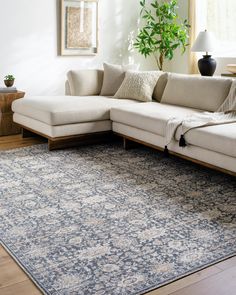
[123,137,139,150]
[22,128,38,138]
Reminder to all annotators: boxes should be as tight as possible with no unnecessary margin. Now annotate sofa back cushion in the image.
[161,73,232,111]
[152,72,168,102]
[100,62,139,96]
[67,70,104,96]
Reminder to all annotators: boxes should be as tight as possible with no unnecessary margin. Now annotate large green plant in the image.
[134,0,190,70]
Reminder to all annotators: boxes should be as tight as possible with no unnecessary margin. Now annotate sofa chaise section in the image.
[12,70,139,150]
[12,97,139,150]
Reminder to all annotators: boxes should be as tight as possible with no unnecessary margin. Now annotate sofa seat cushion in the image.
[175,123,236,157]
[110,102,202,137]
[12,96,139,126]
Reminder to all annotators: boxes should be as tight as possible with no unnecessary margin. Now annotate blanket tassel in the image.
[179,135,187,147]
[164,145,169,157]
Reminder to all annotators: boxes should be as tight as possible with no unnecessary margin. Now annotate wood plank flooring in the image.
[0,134,235,295]
[0,134,46,150]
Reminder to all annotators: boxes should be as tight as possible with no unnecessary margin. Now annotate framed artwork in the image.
[61,0,98,55]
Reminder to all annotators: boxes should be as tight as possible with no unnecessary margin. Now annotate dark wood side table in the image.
[0,91,25,136]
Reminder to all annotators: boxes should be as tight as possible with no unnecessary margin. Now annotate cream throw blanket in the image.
[165,80,236,147]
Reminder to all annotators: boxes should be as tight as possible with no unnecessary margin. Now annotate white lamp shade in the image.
[191,30,216,53]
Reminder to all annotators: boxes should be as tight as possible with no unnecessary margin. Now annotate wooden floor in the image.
[0,134,46,151]
[0,135,236,295]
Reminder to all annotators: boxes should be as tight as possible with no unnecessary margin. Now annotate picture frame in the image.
[61,0,98,56]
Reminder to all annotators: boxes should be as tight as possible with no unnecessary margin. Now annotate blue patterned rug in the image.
[0,143,236,294]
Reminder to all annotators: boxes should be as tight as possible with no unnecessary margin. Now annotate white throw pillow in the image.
[100,63,125,96]
[100,62,139,96]
[114,71,162,102]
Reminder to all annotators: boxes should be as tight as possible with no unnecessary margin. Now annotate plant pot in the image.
[4,80,14,87]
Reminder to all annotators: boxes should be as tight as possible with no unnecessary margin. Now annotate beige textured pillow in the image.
[161,73,232,111]
[153,72,169,102]
[114,71,161,102]
[100,63,126,96]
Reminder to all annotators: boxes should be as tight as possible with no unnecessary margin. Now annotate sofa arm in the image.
[67,69,104,96]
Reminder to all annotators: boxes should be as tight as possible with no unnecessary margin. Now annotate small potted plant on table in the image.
[4,75,15,87]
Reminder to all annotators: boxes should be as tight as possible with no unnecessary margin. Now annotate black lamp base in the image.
[198,55,217,76]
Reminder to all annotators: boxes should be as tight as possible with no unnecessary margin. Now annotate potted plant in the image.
[4,75,15,87]
[134,0,190,70]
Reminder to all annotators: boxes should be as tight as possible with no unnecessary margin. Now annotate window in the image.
[195,0,236,57]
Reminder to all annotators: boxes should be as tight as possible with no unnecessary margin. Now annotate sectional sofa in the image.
[12,69,236,175]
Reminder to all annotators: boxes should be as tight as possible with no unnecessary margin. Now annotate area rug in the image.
[0,143,235,295]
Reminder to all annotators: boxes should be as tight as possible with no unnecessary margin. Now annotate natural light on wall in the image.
[195,0,236,57]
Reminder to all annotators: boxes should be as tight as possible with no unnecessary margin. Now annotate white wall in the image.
[0,0,154,95]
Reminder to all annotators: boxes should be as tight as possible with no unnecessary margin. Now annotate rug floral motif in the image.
[0,144,235,295]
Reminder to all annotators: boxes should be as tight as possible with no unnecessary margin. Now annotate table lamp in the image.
[191,30,217,76]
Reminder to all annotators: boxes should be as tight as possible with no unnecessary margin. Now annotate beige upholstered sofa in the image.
[12,70,236,175]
